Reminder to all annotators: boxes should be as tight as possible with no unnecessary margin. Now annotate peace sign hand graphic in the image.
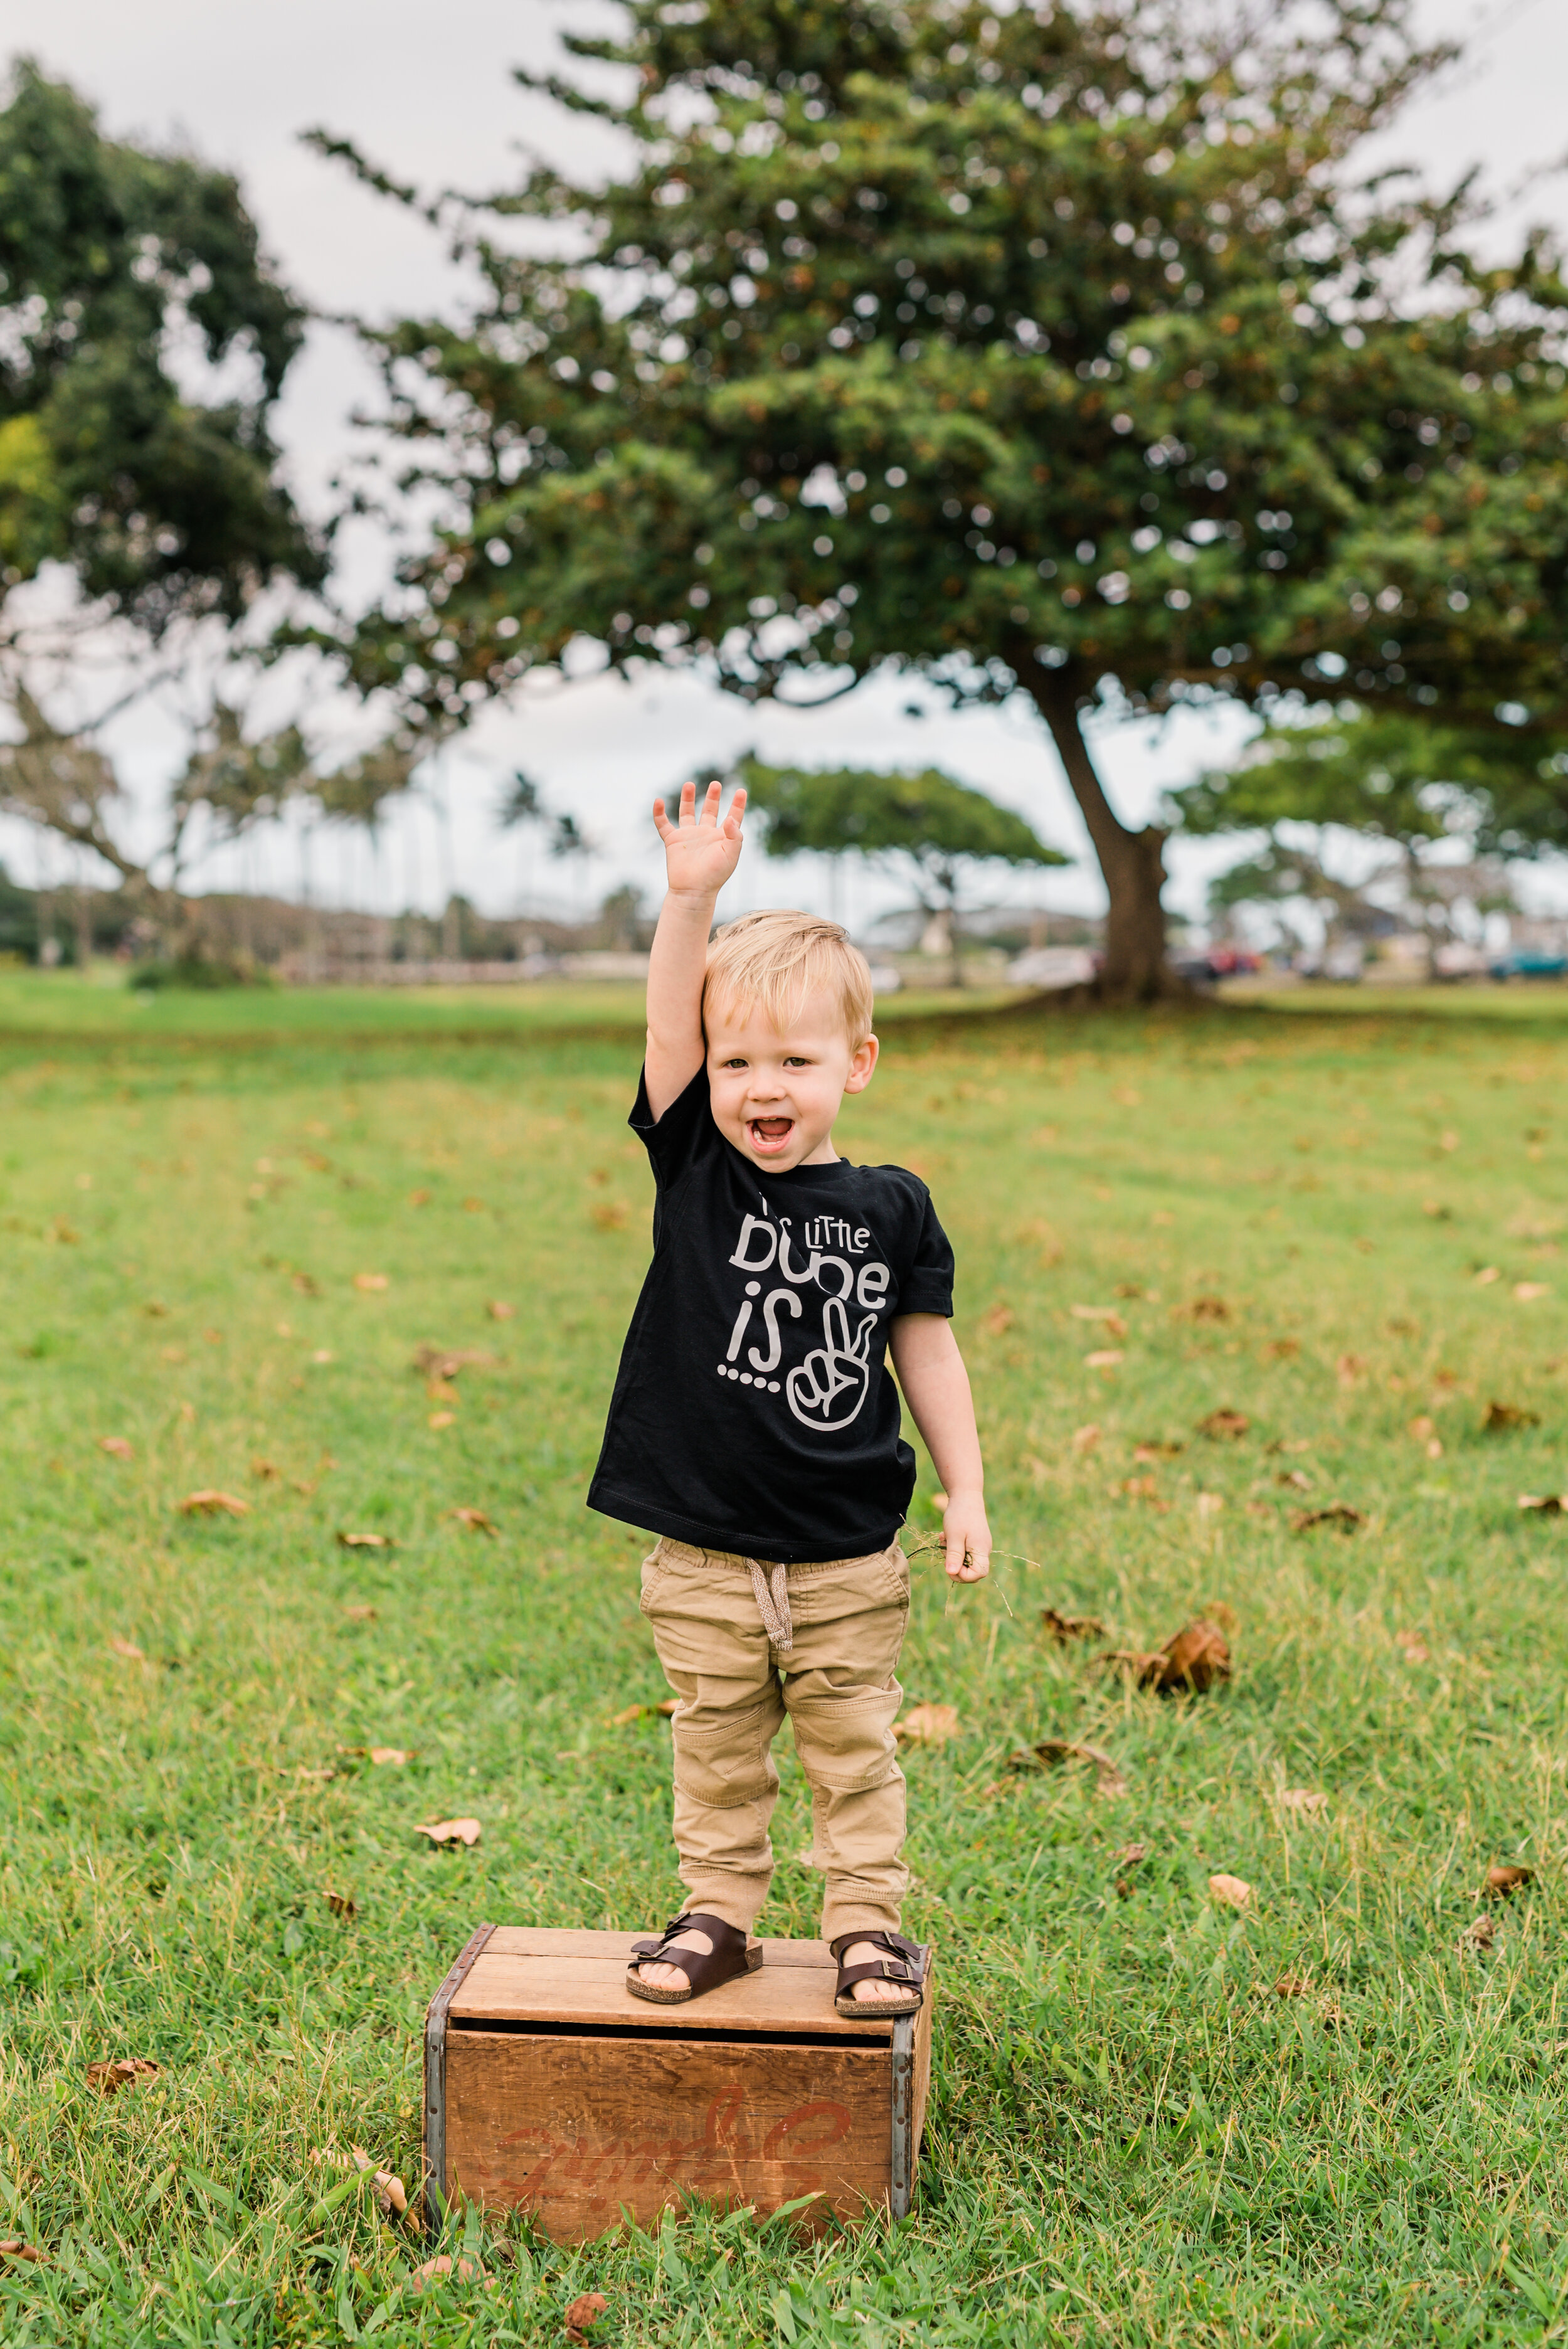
[787,1299,878,1433]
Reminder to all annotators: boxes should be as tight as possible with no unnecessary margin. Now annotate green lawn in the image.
[1,985,1566,2345]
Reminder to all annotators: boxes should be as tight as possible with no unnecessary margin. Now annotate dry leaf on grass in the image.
[1008,1739,1129,1799]
[291,1271,320,1296]
[1474,1265,1501,1286]
[1274,1973,1308,1997]
[1262,1337,1301,1361]
[1277,1468,1313,1492]
[1519,1493,1567,1514]
[1335,1353,1367,1389]
[451,1507,497,1535]
[252,1458,280,1481]
[97,1436,133,1460]
[1118,1842,1150,1867]
[1291,1504,1365,1534]
[984,1304,1015,1336]
[1106,1619,1232,1695]
[1134,1440,1185,1462]
[110,1636,146,1662]
[894,1702,960,1746]
[1209,1872,1254,1911]
[178,1490,248,1518]
[337,1531,393,1551]
[590,1199,630,1230]
[320,2145,408,2220]
[1514,1282,1550,1303]
[369,1747,411,1767]
[1173,1295,1230,1323]
[0,2238,43,2263]
[1195,1492,1225,1519]
[429,1411,456,1429]
[323,1890,357,1920]
[344,1604,378,1621]
[411,1345,499,1381]
[415,1818,481,1848]
[1071,1305,1128,1338]
[488,1299,516,1320]
[86,2056,159,2094]
[1485,1864,1534,1897]
[1460,1914,1495,1953]
[565,2291,610,2343]
[352,1273,389,1293]
[1085,1349,1123,1370]
[1280,1788,1328,1817]
[1197,1409,1249,1441]
[1395,1630,1430,1663]
[1041,1608,1106,1643]
[1483,1400,1540,1431]
[1071,1424,1101,1454]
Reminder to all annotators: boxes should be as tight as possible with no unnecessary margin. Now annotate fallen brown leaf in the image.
[1483,1400,1540,1431]
[487,1300,516,1321]
[1274,1973,1308,1997]
[1485,1864,1534,1897]
[323,1890,358,1920]
[894,1702,960,1746]
[1519,1492,1567,1514]
[1195,1492,1225,1519]
[1209,1872,1254,1910]
[178,1490,248,1518]
[109,1636,146,1662]
[1280,1788,1328,1817]
[1107,1619,1232,1694]
[0,2239,43,2264]
[1085,1349,1123,1369]
[1071,1304,1128,1338]
[251,1457,280,1481]
[1474,1265,1501,1286]
[565,2291,610,2343]
[1117,1842,1150,1867]
[590,1199,630,1230]
[1041,1608,1106,1643]
[97,1436,133,1460]
[1120,1475,1164,1503]
[408,1187,431,1207]
[411,1345,498,1381]
[1335,1353,1367,1389]
[1395,1630,1430,1663]
[451,1507,497,1535]
[1291,1504,1365,1533]
[352,1272,389,1293]
[1262,1337,1300,1360]
[1070,1423,1101,1454]
[983,1303,1015,1336]
[1133,1439,1185,1461]
[369,1747,411,1766]
[1197,1408,1249,1440]
[415,1818,482,1848]
[1173,1295,1231,1323]
[337,1531,393,1550]
[343,1603,378,1621]
[1460,1913,1495,1953]
[428,1410,456,1429]
[1007,1739,1129,1799]
[1277,1468,1313,1492]
[1514,1281,1549,1302]
[85,2056,159,2095]
[291,1270,320,1296]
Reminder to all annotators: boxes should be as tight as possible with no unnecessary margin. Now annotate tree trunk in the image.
[1027,671,1182,1004]
[73,887,93,973]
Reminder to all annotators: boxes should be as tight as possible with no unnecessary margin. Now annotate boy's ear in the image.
[843,1033,879,1095]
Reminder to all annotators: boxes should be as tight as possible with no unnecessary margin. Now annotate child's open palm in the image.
[654,779,746,896]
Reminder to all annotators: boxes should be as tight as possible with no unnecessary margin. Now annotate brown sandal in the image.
[830,1931,926,2018]
[626,1912,761,2005]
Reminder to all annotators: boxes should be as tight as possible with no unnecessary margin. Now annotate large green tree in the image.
[316,0,1568,1000]
[0,59,321,640]
[741,756,1065,982]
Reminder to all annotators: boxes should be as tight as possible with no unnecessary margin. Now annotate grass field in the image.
[1,977,1567,2346]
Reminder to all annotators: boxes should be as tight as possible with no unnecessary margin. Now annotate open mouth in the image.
[747,1116,795,1154]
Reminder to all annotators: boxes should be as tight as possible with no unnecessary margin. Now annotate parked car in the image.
[1489,949,1568,982]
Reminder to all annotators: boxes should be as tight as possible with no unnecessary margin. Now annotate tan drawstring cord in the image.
[745,1557,793,1654]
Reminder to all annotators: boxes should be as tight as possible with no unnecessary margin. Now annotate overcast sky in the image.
[6,0,1565,931]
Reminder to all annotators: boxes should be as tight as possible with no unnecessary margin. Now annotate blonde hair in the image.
[704,909,875,1046]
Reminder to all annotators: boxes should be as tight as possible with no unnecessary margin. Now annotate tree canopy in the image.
[741,756,1064,981]
[317,0,1568,1000]
[0,60,321,641]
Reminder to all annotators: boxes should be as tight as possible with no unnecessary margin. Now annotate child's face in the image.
[705,987,878,1170]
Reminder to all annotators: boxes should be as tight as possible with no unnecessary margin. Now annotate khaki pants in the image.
[639,1537,909,1946]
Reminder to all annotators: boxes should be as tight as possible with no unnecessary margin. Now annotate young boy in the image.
[587,778,990,2015]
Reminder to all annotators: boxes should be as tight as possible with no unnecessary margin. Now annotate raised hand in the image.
[652,778,746,899]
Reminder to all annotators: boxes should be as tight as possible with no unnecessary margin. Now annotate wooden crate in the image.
[423,1926,934,2242]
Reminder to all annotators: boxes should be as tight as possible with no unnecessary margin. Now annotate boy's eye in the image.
[783,1056,810,1068]
[721,1056,748,1069]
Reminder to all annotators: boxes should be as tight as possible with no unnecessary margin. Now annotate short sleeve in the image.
[629,1061,716,1179]
[898,1187,955,1317]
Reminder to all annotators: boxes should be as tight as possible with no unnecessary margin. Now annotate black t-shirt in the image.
[586,1065,955,1563]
